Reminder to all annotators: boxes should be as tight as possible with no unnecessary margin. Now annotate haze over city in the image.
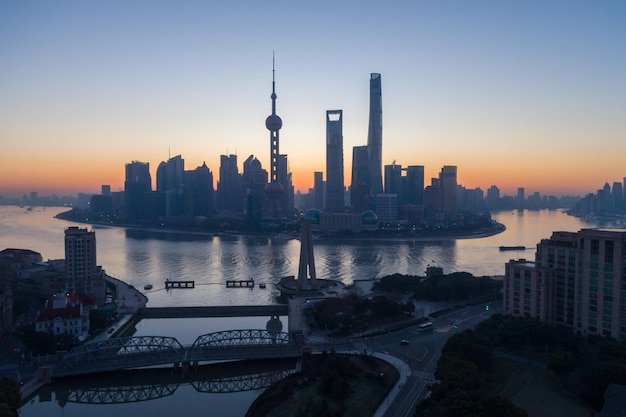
[1,1,625,198]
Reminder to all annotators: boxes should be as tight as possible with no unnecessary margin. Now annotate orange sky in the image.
[1,2,625,200]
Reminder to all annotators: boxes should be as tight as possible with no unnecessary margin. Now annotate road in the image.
[360,301,501,417]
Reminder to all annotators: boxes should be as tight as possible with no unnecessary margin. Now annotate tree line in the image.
[417,313,626,415]
[373,272,502,302]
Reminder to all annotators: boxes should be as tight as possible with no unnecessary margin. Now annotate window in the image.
[591,239,600,256]
[605,241,614,263]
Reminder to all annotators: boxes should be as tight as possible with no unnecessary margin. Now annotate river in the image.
[0,205,600,416]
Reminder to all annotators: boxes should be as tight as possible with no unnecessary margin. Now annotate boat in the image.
[499,246,526,251]
[144,284,153,290]
[259,283,266,289]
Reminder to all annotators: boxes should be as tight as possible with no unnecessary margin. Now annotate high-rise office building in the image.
[384,163,402,196]
[156,155,184,192]
[485,185,500,210]
[440,166,457,221]
[504,229,626,340]
[350,145,370,213]
[64,227,104,300]
[242,156,266,227]
[277,154,294,215]
[405,166,424,206]
[156,155,185,217]
[216,154,242,213]
[612,181,623,213]
[242,155,268,186]
[375,194,398,223]
[124,161,152,222]
[367,73,383,197]
[183,162,214,217]
[517,187,525,210]
[383,163,402,217]
[325,110,344,213]
[314,171,324,210]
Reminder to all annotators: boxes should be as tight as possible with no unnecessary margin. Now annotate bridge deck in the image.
[137,305,288,319]
[53,329,304,378]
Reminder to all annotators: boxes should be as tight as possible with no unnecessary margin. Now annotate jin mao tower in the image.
[367,73,383,197]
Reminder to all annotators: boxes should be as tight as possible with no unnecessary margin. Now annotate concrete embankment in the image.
[20,367,53,402]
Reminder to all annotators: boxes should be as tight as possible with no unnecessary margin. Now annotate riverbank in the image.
[246,352,400,417]
[55,208,505,243]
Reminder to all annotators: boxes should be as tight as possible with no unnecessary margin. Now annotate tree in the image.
[0,377,20,417]
[89,310,108,333]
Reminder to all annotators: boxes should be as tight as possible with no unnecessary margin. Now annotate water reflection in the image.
[30,359,296,406]
[125,228,216,242]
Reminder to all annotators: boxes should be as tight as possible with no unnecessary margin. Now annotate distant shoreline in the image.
[55,209,506,242]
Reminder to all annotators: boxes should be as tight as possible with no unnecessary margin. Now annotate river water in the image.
[0,205,600,416]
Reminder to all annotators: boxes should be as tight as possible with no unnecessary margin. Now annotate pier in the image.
[165,280,195,289]
[226,279,255,288]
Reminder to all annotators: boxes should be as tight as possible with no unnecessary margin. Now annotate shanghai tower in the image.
[367,73,383,196]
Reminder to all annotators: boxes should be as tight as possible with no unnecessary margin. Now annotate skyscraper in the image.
[440,166,457,221]
[184,162,214,217]
[350,145,370,213]
[384,162,402,196]
[485,185,500,210]
[517,187,525,210]
[367,73,383,197]
[242,155,266,227]
[325,110,344,213]
[156,155,185,216]
[314,171,324,210]
[405,165,425,206]
[216,154,242,213]
[612,181,623,212]
[264,56,284,219]
[277,154,294,215]
[156,155,184,192]
[124,161,152,222]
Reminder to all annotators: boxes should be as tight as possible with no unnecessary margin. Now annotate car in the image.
[401,339,410,345]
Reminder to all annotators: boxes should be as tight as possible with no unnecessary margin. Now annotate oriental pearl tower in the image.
[264,55,284,219]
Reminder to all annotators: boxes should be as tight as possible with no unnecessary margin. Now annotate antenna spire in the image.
[271,52,277,115]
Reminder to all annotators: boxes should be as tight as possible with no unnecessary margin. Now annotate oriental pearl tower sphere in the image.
[265,55,284,219]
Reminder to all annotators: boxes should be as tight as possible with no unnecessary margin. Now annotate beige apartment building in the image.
[504,229,626,340]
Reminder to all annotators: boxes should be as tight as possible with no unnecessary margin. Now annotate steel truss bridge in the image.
[54,329,301,377]
[59,368,297,404]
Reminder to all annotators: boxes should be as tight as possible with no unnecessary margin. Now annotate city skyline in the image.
[1,1,625,198]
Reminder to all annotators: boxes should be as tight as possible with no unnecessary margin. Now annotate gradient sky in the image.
[1,1,625,198]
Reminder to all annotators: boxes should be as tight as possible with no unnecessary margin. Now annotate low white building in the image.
[35,293,95,341]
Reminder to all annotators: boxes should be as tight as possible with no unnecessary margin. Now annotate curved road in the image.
[360,301,500,417]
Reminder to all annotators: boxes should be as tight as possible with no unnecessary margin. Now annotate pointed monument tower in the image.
[297,212,318,290]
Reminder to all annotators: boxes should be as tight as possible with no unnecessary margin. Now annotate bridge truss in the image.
[55,336,186,376]
[58,368,297,404]
[54,330,301,377]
